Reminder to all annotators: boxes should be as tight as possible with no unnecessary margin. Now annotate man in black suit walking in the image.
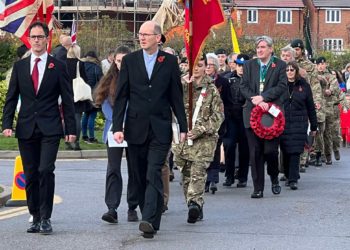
[113,20,187,238]
[2,21,76,234]
[240,36,287,199]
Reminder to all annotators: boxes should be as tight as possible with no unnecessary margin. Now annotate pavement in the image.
[0,149,350,249]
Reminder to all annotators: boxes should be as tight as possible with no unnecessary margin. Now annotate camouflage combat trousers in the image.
[176,158,210,208]
[332,106,341,152]
[314,122,325,154]
[324,113,337,157]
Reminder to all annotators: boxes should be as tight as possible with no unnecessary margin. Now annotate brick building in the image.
[303,0,350,52]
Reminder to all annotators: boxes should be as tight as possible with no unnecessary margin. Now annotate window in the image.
[323,39,343,51]
[247,9,258,23]
[326,9,341,23]
[277,10,292,24]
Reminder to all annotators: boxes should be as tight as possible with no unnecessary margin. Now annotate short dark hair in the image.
[115,45,131,55]
[29,21,49,37]
[85,50,98,59]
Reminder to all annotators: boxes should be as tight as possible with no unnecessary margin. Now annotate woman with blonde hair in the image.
[66,44,89,150]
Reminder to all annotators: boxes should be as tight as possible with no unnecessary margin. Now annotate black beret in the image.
[215,48,227,55]
[316,56,326,64]
[235,54,250,65]
[290,39,304,49]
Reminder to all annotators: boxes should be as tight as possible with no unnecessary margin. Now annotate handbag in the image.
[73,61,93,102]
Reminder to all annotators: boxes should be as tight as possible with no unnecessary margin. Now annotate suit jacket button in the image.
[34,112,37,115]
[149,85,152,88]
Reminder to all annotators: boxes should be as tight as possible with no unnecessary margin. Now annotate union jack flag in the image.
[0,0,54,50]
[70,16,76,44]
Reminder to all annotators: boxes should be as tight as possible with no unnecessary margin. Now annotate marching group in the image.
[2,20,350,238]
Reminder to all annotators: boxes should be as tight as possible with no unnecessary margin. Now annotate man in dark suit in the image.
[240,36,287,199]
[2,21,76,234]
[113,20,187,238]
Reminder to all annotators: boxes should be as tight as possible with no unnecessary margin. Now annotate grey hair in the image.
[154,23,162,35]
[206,53,219,71]
[228,52,238,63]
[281,45,296,58]
[163,47,176,55]
[255,35,273,47]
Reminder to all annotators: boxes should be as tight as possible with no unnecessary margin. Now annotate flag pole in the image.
[188,0,193,133]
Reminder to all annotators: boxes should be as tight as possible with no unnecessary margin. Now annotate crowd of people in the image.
[2,20,350,238]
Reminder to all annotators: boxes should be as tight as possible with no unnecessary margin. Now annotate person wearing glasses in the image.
[112,21,187,238]
[280,61,317,190]
[2,21,76,234]
[240,36,287,199]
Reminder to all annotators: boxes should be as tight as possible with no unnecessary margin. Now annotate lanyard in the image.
[259,57,273,83]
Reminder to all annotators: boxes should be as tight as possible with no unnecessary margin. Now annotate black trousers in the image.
[224,117,249,182]
[127,129,170,230]
[245,128,279,192]
[282,152,300,183]
[18,126,60,221]
[104,146,139,211]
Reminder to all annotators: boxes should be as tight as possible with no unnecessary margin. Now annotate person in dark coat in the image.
[81,51,103,143]
[280,61,317,190]
[66,44,90,150]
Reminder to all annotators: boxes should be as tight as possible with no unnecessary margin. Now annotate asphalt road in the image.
[1,149,350,250]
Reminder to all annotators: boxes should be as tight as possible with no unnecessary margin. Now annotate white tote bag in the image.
[73,61,93,102]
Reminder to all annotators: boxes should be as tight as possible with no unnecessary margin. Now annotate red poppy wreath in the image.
[250,103,285,140]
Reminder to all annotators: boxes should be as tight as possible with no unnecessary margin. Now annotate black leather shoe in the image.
[187,202,200,223]
[290,182,298,190]
[127,209,139,222]
[251,191,263,198]
[27,222,40,233]
[334,151,340,161]
[210,182,217,194]
[271,178,281,195]
[223,177,233,187]
[279,175,287,181]
[236,181,247,188]
[40,219,52,235]
[102,209,118,224]
[139,221,156,239]
[219,163,226,173]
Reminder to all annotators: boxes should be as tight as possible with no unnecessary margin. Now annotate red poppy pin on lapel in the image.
[48,62,55,69]
[271,63,276,68]
[201,92,207,98]
[157,56,165,63]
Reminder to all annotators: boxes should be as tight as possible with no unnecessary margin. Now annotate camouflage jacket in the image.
[318,72,341,116]
[172,75,224,162]
[296,57,325,122]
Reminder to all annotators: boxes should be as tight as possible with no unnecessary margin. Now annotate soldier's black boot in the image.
[325,154,332,165]
[210,182,217,194]
[187,201,200,224]
[315,152,322,167]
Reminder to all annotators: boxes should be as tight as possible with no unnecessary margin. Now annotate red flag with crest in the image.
[183,0,225,72]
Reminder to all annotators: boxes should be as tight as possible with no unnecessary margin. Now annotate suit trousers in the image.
[127,129,170,230]
[18,126,60,220]
[224,117,250,182]
[105,146,139,211]
[246,128,279,192]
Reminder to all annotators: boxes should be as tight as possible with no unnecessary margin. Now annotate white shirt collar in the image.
[30,52,48,64]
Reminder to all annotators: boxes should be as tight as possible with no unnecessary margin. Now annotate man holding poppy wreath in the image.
[240,36,287,198]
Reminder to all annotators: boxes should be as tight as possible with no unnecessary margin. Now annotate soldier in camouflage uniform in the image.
[316,57,341,165]
[172,55,224,224]
[291,39,324,168]
[332,90,349,159]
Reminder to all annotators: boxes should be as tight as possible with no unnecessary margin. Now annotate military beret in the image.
[316,56,326,64]
[290,39,304,49]
[215,48,227,55]
[235,54,250,65]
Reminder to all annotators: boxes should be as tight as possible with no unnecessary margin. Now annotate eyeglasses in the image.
[286,68,295,72]
[28,35,47,40]
[137,33,158,38]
